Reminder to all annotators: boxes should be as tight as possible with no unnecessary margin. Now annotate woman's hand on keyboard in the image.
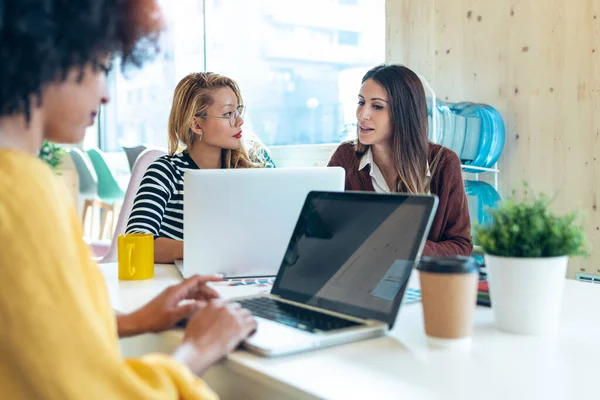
[179,300,257,374]
[117,274,222,337]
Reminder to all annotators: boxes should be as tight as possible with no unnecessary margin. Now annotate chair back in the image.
[86,148,125,203]
[123,145,148,172]
[68,148,98,198]
[98,148,167,263]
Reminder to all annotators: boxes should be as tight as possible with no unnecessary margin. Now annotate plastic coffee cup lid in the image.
[417,255,478,274]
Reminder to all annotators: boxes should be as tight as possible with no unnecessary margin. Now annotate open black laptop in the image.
[233,191,439,356]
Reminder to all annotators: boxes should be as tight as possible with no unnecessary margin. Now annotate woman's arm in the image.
[0,164,218,400]
[423,151,473,257]
[423,235,473,257]
[154,237,184,263]
[117,274,221,338]
[126,159,183,263]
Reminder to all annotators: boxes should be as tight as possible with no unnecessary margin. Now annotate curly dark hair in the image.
[0,0,163,120]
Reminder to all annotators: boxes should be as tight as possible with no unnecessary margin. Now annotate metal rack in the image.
[419,75,501,192]
[461,163,499,191]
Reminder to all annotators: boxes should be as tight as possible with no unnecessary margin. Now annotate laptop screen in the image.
[271,191,438,327]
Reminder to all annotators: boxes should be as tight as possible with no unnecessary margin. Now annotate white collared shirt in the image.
[358,147,430,193]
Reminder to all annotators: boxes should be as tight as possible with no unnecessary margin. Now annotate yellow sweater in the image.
[0,150,217,400]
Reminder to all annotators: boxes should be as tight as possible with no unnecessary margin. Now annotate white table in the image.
[100,263,600,400]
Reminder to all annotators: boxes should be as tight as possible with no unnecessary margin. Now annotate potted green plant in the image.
[474,185,586,335]
[38,140,66,173]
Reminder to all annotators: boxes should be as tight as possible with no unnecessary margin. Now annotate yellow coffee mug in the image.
[118,233,154,280]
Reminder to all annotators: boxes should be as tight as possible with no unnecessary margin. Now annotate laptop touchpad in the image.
[245,317,316,351]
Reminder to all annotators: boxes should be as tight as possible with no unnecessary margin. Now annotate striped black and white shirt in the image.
[126,150,275,240]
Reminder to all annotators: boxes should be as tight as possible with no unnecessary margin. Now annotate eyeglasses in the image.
[200,105,245,127]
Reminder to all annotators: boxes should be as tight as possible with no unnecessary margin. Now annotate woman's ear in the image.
[190,117,203,135]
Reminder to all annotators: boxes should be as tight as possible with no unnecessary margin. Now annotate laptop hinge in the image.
[267,295,379,325]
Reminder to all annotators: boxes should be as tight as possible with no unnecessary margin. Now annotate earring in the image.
[199,130,203,141]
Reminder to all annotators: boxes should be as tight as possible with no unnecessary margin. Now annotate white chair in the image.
[97,148,167,263]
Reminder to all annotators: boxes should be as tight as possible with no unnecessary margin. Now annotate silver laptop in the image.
[179,167,345,278]
[234,191,439,357]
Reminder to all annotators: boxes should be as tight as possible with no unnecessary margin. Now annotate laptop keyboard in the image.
[238,297,361,334]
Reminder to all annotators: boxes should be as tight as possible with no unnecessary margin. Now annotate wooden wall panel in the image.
[387,0,600,278]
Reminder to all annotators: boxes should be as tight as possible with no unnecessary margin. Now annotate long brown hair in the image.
[355,64,442,193]
[167,72,266,168]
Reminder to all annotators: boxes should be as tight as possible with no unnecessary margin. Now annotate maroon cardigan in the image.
[327,142,473,257]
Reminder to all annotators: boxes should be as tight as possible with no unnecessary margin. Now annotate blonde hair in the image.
[167,72,266,168]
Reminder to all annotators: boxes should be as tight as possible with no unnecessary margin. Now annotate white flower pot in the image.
[485,254,568,335]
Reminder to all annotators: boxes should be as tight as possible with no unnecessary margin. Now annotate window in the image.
[100,0,384,151]
[337,31,360,46]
